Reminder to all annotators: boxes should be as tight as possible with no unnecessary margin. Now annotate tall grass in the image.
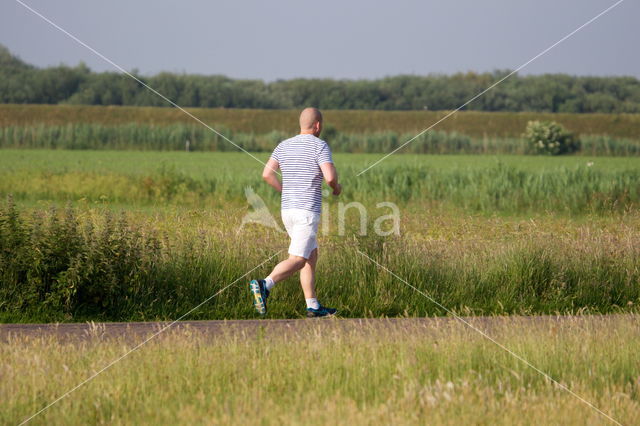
[580,134,640,156]
[2,152,639,214]
[2,317,639,424]
[2,122,640,155]
[0,123,285,152]
[0,197,275,322]
[2,104,640,138]
[1,199,638,322]
[344,161,640,213]
[2,151,639,321]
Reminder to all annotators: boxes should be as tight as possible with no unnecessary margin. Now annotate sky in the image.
[1,0,638,80]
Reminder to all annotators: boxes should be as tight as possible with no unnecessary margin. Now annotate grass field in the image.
[1,150,639,322]
[1,150,639,213]
[3,150,640,205]
[2,316,639,425]
[2,107,639,425]
[2,104,640,138]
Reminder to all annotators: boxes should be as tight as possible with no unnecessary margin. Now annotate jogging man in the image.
[249,107,341,317]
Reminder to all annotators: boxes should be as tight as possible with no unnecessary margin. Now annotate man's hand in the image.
[332,183,342,196]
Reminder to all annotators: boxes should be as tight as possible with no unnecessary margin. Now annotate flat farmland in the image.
[1,104,640,137]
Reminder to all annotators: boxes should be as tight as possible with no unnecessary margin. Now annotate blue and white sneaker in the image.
[306,304,337,318]
[249,279,270,315]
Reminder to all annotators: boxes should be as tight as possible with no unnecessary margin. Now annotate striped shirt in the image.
[270,134,333,213]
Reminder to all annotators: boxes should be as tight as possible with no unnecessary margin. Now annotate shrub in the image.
[524,120,580,155]
[0,198,257,322]
[0,199,158,318]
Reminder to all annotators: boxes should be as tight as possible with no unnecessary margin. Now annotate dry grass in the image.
[2,193,639,321]
[2,315,639,425]
[1,104,640,138]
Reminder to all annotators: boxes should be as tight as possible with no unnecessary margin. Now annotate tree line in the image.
[2,44,640,113]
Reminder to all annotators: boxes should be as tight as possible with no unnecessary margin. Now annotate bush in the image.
[0,197,261,322]
[0,198,159,318]
[524,120,580,155]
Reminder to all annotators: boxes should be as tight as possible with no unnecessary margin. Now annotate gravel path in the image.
[2,314,637,342]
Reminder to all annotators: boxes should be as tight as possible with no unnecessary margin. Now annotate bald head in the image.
[299,107,323,135]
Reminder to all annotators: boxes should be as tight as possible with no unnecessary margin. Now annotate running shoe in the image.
[306,304,337,318]
[249,279,269,315]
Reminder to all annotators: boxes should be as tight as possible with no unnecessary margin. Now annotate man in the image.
[249,107,341,317]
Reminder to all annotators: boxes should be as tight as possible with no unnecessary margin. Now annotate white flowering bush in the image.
[524,120,579,155]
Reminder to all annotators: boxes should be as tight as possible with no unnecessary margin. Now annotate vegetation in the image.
[1,151,639,322]
[1,151,639,214]
[1,197,636,321]
[3,121,640,155]
[3,37,638,426]
[3,316,639,424]
[3,44,640,112]
[2,104,640,139]
[525,120,580,155]
[0,197,263,322]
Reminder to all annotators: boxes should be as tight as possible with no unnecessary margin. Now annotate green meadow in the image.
[1,150,639,322]
[1,109,639,425]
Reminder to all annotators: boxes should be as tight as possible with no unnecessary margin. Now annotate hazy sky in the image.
[1,0,638,80]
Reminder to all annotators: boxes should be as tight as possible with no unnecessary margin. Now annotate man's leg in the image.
[299,248,336,317]
[266,255,307,284]
[250,254,306,315]
[299,248,318,299]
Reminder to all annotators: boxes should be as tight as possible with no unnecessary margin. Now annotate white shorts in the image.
[281,208,320,259]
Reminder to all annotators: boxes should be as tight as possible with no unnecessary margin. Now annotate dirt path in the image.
[2,314,637,342]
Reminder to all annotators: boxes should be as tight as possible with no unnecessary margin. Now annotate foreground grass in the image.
[2,316,639,425]
[2,198,639,322]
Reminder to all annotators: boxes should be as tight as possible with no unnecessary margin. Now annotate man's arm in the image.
[320,162,341,195]
[262,158,282,192]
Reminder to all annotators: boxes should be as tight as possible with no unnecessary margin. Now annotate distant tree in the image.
[2,43,640,112]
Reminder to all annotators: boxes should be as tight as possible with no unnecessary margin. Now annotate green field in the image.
[1,150,639,322]
[1,150,639,213]
[2,106,639,425]
[3,317,639,425]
